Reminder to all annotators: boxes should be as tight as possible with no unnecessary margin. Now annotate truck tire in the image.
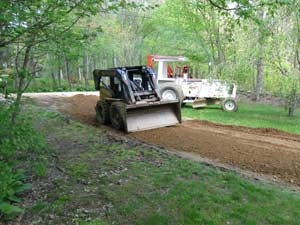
[95,101,110,124]
[222,98,238,112]
[159,83,184,103]
[110,102,126,131]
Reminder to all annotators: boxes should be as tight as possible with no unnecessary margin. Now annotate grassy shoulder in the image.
[13,104,300,225]
[182,102,300,134]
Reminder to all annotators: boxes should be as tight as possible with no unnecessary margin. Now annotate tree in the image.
[0,0,130,123]
[272,1,300,116]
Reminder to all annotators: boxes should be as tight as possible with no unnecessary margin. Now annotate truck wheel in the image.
[95,101,110,124]
[110,102,126,131]
[159,83,184,103]
[222,98,238,112]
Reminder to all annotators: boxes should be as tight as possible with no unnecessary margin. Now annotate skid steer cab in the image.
[93,66,181,133]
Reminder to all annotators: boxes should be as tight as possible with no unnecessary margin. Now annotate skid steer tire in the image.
[110,102,126,131]
[159,83,184,103]
[95,101,110,124]
[222,98,238,112]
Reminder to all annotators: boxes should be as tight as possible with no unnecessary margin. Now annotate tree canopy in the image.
[1,0,300,116]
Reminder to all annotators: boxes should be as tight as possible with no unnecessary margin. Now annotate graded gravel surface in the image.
[131,120,300,185]
[27,93,300,185]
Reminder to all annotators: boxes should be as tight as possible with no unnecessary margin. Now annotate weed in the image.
[69,162,90,178]
[34,160,47,177]
[0,162,31,220]
[32,201,48,213]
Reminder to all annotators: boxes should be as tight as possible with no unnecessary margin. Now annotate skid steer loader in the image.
[93,66,181,132]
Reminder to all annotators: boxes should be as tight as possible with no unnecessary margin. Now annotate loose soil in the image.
[59,94,99,126]
[131,121,300,185]
[27,93,300,185]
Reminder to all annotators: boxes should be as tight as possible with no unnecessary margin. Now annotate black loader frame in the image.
[93,66,181,132]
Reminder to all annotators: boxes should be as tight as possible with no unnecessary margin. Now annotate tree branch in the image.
[207,0,240,11]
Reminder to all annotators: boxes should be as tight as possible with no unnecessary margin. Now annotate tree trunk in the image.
[102,54,106,68]
[51,72,57,89]
[11,77,24,124]
[216,26,225,77]
[113,51,117,67]
[92,55,97,71]
[193,66,198,79]
[64,58,71,88]
[57,67,62,86]
[11,45,32,124]
[84,55,90,89]
[255,57,264,101]
[139,38,143,65]
[288,91,298,116]
[78,67,82,80]
[254,10,266,101]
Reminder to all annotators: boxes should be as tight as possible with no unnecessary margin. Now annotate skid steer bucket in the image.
[125,100,181,132]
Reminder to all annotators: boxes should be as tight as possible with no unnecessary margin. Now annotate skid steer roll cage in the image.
[93,66,162,105]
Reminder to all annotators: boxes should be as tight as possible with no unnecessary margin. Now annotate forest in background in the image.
[1,0,300,116]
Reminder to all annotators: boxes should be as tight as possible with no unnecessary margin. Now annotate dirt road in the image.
[131,120,300,185]
[27,93,300,185]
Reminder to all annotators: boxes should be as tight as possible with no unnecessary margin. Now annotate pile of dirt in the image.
[32,94,300,185]
[58,94,99,126]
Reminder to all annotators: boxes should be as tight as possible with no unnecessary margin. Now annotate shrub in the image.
[0,106,46,161]
[0,105,46,220]
[0,162,31,220]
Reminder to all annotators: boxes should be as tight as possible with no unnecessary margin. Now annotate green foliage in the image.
[34,160,47,177]
[2,0,300,116]
[0,162,31,220]
[0,106,47,220]
[0,203,23,221]
[0,107,46,161]
[0,0,123,48]
[5,0,292,100]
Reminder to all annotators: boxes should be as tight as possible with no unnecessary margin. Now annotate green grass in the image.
[20,105,300,225]
[0,105,47,220]
[182,102,300,134]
